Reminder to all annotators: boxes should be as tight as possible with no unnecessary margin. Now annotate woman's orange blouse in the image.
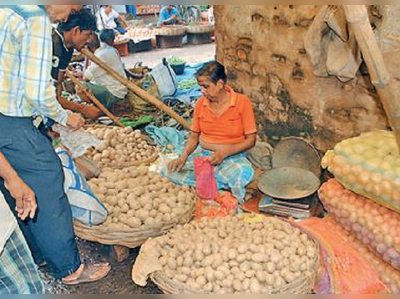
[191,85,257,144]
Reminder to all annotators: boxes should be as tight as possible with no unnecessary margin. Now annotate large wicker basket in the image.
[155,26,187,36]
[133,216,320,294]
[74,200,196,249]
[186,24,215,34]
[83,124,159,169]
[150,241,319,294]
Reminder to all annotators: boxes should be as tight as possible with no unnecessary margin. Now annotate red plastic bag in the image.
[195,192,238,219]
[194,157,218,200]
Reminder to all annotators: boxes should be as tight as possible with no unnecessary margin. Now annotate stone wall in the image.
[214,5,397,152]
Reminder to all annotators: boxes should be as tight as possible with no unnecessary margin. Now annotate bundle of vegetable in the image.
[167,56,186,66]
[85,126,158,168]
[136,215,319,294]
[178,78,199,90]
[319,179,400,271]
[322,130,400,213]
[88,166,195,231]
[326,217,400,294]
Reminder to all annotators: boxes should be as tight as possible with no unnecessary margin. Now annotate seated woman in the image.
[167,62,257,202]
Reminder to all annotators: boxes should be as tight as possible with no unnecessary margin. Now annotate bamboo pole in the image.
[81,48,191,130]
[343,5,400,149]
[66,71,125,128]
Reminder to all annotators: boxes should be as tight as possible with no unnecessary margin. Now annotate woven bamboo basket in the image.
[84,124,159,169]
[186,24,215,34]
[148,235,320,294]
[74,200,196,249]
[155,26,187,36]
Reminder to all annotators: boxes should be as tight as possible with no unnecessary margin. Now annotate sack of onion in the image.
[326,217,400,294]
[319,179,400,272]
[133,215,319,294]
[322,131,400,213]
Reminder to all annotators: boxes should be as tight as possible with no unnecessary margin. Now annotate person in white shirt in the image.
[0,152,44,294]
[97,5,128,34]
[79,29,128,110]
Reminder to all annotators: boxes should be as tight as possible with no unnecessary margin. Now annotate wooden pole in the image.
[65,71,125,128]
[343,5,400,149]
[80,48,191,130]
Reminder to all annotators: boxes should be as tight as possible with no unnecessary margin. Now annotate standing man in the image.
[158,5,181,26]
[0,153,44,294]
[0,5,110,285]
[52,8,101,120]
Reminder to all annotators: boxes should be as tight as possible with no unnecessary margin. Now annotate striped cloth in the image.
[165,148,254,202]
[0,5,68,125]
[0,227,45,294]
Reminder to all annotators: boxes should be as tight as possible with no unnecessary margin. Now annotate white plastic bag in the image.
[53,124,100,159]
[150,58,178,98]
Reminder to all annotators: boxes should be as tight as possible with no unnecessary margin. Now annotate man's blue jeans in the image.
[0,114,81,279]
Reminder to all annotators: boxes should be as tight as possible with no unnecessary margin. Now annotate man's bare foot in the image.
[62,263,111,286]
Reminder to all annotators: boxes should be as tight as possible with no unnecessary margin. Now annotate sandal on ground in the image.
[62,263,111,286]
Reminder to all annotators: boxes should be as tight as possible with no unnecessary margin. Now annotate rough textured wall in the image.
[214,5,395,152]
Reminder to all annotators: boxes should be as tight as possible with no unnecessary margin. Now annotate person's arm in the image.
[117,14,128,28]
[168,101,202,173]
[0,151,37,220]
[56,70,65,101]
[168,132,200,173]
[21,15,69,126]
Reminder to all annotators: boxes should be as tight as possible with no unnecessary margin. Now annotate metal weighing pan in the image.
[258,167,321,200]
[272,137,321,178]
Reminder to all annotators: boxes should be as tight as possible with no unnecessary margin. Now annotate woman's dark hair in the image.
[58,8,97,33]
[195,62,227,84]
[99,29,116,43]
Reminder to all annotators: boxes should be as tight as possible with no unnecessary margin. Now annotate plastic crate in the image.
[156,35,183,49]
[187,33,212,45]
[128,40,153,53]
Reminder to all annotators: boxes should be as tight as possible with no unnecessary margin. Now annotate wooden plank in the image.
[344,5,400,150]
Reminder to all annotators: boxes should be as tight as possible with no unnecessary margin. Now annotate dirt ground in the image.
[40,239,162,294]
[122,42,216,68]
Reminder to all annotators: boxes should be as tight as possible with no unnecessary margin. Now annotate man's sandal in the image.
[62,263,111,286]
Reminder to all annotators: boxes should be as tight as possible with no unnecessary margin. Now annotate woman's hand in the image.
[168,157,187,173]
[208,150,226,165]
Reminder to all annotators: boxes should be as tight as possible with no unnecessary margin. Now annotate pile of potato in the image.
[326,217,400,294]
[153,215,318,294]
[85,126,158,168]
[319,179,400,271]
[322,130,400,213]
[88,166,195,230]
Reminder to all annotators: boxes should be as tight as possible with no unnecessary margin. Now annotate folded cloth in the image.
[146,126,188,153]
[163,147,254,202]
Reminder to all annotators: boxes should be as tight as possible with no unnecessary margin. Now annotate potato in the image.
[136,209,150,221]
